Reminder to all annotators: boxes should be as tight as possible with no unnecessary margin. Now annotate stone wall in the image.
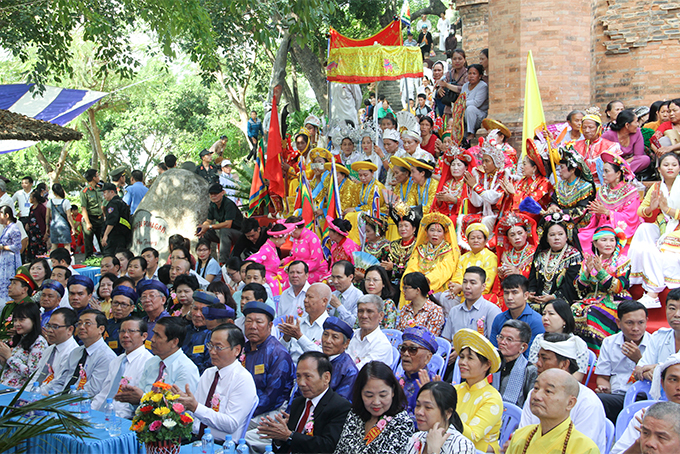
[458,0,489,59]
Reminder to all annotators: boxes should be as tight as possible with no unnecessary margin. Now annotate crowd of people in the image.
[2,38,680,454]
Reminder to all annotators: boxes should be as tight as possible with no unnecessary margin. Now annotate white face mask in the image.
[311,163,325,171]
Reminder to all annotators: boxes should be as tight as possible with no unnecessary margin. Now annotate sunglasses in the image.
[398,344,427,355]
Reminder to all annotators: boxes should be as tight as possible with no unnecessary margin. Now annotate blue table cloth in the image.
[74,266,101,286]
[0,386,138,454]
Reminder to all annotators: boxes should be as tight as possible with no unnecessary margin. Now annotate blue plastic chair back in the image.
[394,354,447,379]
[584,350,597,385]
[435,337,451,366]
[273,316,285,339]
[604,417,615,454]
[499,402,522,448]
[623,380,655,407]
[391,346,401,371]
[451,357,461,385]
[241,395,259,439]
[383,329,403,348]
[615,400,659,440]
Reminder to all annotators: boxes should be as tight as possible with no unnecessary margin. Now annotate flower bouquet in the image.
[0,315,13,342]
[130,381,194,454]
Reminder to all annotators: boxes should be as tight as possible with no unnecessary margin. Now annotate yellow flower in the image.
[154,406,171,416]
[141,392,152,402]
[150,393,164,403]
[166,393,180,400]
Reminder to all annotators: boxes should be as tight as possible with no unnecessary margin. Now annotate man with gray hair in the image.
[635,401,680,454]
[346,294,392,369]
[491,319,537,407]
[278,283,331,362]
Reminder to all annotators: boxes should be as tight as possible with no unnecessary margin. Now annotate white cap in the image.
[221,159,232,167]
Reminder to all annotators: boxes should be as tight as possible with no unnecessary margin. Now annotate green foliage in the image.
[287,107,326,136]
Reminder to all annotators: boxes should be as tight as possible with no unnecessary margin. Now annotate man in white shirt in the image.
[595,300,651,423]
[519,333,607,453]
[44,309,117,396]
[328,261,362,327]
[0,180,15,216]
[278,261,311,318]
[174,324,257,443]
[279,283,330,362]
[12,176,32,226]
[141,247,160,280]
[50,266,73,308]
[415,15,432,34]
[635,288,680,381]
[92,318,153,418]
[346,294,393,370]
[36,308,79,392]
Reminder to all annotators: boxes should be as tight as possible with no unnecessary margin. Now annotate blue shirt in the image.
[490,304,545,358]
[330,353,358,402]
[138,348,200,393]
[397,369,436,417]
[41,307,57,328]
[244,335,295,416]
[122,181,148,214]
[143,310,170,340]
[247,118,263,138]
[182,324,212,374]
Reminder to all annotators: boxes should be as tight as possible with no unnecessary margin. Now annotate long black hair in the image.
[11,302,42,351]
[351,361,406,422]
[417,381,464,433]
[403,271,441,306]
[610,109,637,132]
[543,299,576,334]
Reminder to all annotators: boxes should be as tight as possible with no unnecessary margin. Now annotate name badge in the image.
[145,340,152,350]
[193,345,205,354]
[24,203,30,208]
[254,364,265,375]
[108,340,118,349]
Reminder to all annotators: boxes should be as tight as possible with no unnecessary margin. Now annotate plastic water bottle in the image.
[236,438,248,454]
[222,435,236,454]
[28,382,46,417]
[68,385,80,415]
[92,397,109,429]
[264,445,273,453]
[80,392,91,421]
[106,399,121,436]
[201,428,215,454]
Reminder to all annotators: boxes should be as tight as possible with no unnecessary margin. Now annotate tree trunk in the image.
[411,0,447,22]
[85,109,107,178]
[289,40,328,115]
[268,32,291,102]
[50,141,71,184]
[290,69,301,112]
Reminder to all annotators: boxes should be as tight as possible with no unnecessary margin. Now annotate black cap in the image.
[199,148,213,157]
[208,183,224,194]
[102,182,117,192]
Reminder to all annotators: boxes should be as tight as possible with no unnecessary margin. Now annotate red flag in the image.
[263,91,285,198]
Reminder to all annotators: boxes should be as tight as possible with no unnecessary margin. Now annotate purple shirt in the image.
[601,129,644,159]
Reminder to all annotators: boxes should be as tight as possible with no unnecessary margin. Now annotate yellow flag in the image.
[521,51,546,160]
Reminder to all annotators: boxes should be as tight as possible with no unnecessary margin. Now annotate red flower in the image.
[180,414,193,425]
[140,405,154,413]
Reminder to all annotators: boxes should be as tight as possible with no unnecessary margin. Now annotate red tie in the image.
[155,361,166,383]
[295,400,313,433]
[198,371,221,439]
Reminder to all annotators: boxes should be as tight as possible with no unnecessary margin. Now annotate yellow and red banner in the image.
[327,45,423,83]
[329,20,403,49]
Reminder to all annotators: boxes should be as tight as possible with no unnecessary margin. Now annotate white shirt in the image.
[0,193,15,216]
[192,362,257,441]
[11,190,31,217]
[281,311,328,363]
[330,285,363,327]
[59,291,71,308]
[45,337,117,396]
[520,382,606,454]
[278,281,311,318]
[638,328,678,368]
[596,331,651,394]
[138,348,200,394]
[36,336,79,393]
[347,327,393,370]
[92,345,153,417]
[611,407,644,454]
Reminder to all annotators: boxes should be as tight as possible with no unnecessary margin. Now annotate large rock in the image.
[131,168,209,260]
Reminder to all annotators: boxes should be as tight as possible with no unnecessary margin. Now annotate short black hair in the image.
[22,176,34,184]
[85,169,98,182]
[164,154,177,168]
[245,262,266,279]
[213,323,245,355]
[351,361,406,422]
[81,309,107,328]
[242,283,268,303]
[333,260,354,277]
[173,273,200,291]
[618,300,648,319]
[52,265,71,280]
[546,299,576,334]
[131,170,143,182]
[53,307,78,328]
[157,264,171,286]
[116,249,134,262]
[225,256,242,272]
[464,266,486,282]
[103,255,121,267]
[157,316,187,346]
[417,381,464,433]
[417,93,426,99]
[113,275,136,288]
[668,288,680,303]
[122,317,148,335]
[207,280,237,311]
[288,260,309,274]
[129,256,148,271]
[141,247,159,258]
[501,274,529,292]
[242,218,261,234]
[50,247,72,265]
[29,258,51,280]
[298,351,333,379]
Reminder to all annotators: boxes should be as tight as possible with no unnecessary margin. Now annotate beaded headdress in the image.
[479,130,507,169]
[558,143,593,183]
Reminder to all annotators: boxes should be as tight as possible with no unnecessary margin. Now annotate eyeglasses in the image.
[206,342,231,352]
[111,301,133,307]
[75,321,95,328]
[364,278,382,284]
[45,323,68,330]
[496,334,521,344]
[119,329,142,335]
[227,271,239,278]
[398,344,427,355]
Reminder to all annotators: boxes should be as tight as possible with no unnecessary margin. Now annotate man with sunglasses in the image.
[35,308,79,392]
[173,323,256,443]
[92,318,152,418]
[395,326,438,416]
